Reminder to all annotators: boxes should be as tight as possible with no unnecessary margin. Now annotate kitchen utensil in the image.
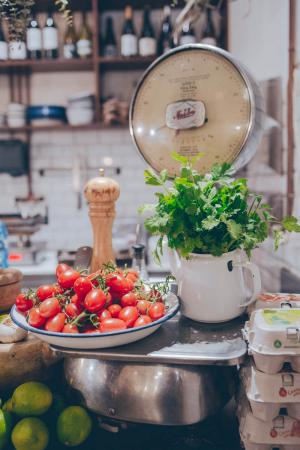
[240,361,300,421]
[130,44,264,178]
[10,292,180,350]
[26,105,66,126]
[0,140,29,176]
[66,107,94,126]
[84,169,120,272]
[0,268,22,312]
[63,359,235,425]
[168,248,261,323]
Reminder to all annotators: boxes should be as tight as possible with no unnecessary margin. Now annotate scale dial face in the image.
[130,47,253,177]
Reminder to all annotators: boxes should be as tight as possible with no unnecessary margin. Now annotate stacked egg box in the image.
[239,293,300,450]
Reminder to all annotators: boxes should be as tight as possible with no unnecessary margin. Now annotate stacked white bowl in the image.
[66,92,95,126]
[7,103,26,128]
[239,294,300,450]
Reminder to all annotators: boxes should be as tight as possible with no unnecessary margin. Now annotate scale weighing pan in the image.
[130,44,264,177]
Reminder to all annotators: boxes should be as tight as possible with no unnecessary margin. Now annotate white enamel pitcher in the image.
[167,248,261,323]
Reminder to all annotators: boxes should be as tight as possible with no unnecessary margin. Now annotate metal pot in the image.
[64,358,235,425]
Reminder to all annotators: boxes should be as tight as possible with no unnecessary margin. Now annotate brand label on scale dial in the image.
[166,100,206,130]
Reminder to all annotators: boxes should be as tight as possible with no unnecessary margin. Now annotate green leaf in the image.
[226,220,242,240]
[160,169,169,182]
[144,169,162,186]
[202,216,220,230]
[273,229,284,251]
[282,216,300,232]
[171,152,189,165]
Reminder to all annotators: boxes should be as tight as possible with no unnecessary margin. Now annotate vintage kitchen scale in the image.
[55,45,265,426]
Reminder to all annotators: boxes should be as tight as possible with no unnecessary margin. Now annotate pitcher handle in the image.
[232,260,261,308]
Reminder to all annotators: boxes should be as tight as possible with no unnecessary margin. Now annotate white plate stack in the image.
[239,306,300,450]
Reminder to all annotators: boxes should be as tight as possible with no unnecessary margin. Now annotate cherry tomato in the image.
[84,289,106,313]
[125,269,139,282]
[118,306,139,328]
[120,292,138,308]
[105,292,113,307]
[15,293,33,312]
[28,308,46,328]
[74,276,93,300]
[97,309,112,322]
[65,302,81,318]
[58,269,80,290]
[136,300,151,315]
[62,324,79,334]
[39,297,61,318]
[106,274,134,297]
[100,318,126,333]
[45,313,66,332]
[134,315,152,327]
[36,285,59,302]
[108,304,122,318]
[148,290,163,302]
[56,263,70,278]
[71,294,81,307]
[148,302,165,321]
[87,270,104,287]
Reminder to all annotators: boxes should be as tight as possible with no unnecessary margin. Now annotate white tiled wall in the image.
[0,128,157,250]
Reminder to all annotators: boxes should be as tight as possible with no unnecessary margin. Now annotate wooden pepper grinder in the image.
[84,169,120,272]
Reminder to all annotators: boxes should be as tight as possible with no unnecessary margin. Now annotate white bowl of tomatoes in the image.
[10,263,179,349]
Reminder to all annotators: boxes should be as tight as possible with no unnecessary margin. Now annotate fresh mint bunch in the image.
[140,153,300,260]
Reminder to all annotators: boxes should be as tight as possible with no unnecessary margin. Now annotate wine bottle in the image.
[0,20,8,60]
[121,5,137,57]
[9,40,26,60]
[157,6,173,55]
[139,5,156,57]
[103,17,117,57]
[76,12,93,59]
[200,9,217,46]
[179,22,196,46]
[42,9,59,59]
[27,8,42,59]
[63,23,77,59]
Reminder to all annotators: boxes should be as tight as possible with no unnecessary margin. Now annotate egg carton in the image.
[243,308,300,374]
[241,438,300,450]
[240,361,300,421]
[248,293,300,315]
[237,389,300,446]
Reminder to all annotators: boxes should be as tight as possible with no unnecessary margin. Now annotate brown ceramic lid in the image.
[0,268,23,286]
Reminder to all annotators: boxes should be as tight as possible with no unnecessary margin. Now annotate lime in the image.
[12,382,52,417]
[11,417,49,450]
[0,409,12,450]
[57,406,92,447]
[2,398,13,413]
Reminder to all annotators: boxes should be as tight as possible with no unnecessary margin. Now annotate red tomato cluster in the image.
[15,263,167,334]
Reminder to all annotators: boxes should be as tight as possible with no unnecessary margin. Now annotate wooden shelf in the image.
[99,56,156,70]
[0,58,94,73]
[0,123,127,133]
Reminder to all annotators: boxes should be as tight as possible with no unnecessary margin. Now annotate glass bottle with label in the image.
[139,5,156,57]
[179,22,196,46]
[42,9,59,59]
[157,6,173,55]
[103,17,117,57]
[0,21,8,60]
[76,12,93,59]
[27,8,42,59]
[63,23,77,59]
[200,8,217,46]
[121,5,137,57]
